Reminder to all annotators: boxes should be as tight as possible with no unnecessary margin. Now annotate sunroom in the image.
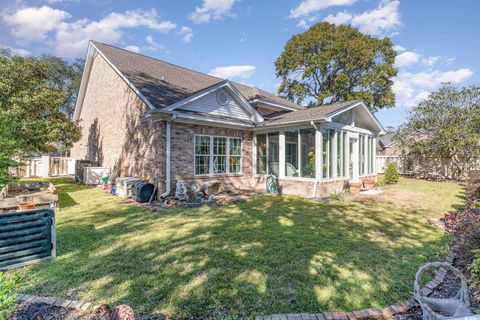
[252,100,385,197]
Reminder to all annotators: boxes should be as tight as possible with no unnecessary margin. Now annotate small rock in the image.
[111,305,135,320]
[174,180,189,201]
[94,304,111,318]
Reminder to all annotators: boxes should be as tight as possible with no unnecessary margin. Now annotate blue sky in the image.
[1,0,478,128]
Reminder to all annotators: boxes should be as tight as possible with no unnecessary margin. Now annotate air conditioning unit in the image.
[115,177,142,198]
[83,167,110,185]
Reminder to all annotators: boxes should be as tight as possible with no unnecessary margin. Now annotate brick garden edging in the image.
[15,254,454,320]
[255,253,455,320]
[15,293,97,312]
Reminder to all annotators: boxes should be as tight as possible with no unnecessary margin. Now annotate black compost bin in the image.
[131,181,155,203]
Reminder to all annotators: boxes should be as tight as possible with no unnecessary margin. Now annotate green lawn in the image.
[9,177,464,318]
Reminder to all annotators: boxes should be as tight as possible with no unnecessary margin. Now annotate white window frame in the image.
[193,134,243,176]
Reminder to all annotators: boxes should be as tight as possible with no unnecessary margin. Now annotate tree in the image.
[383,162,399,184]
[40,55,84,120]
[0,50,82,185]
[275,22,397,111]
[396,85,480,178]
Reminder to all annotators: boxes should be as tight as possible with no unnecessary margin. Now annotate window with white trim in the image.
[229,138,242,173]
[194,135,242,175]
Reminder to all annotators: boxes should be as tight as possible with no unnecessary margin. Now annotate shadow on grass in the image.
[11,180,460,319]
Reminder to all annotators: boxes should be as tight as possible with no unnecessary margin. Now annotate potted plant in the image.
[348,180,362,194]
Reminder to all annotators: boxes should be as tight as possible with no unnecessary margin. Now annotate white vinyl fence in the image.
[17,156,76,178]
[376,155,480,179]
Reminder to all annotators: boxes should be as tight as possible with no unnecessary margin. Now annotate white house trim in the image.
[324,101,386,135]
[249,99,300,112]
[161,80,264,124]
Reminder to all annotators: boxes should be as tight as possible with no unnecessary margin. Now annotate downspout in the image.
[311,121,320,199]
[160,115,176,199]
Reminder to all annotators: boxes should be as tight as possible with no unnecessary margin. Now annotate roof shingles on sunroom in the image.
[260,100,360,126]
[92,41,302,111]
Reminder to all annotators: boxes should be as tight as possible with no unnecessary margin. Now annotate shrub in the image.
[329,191,344,201]
[383,162,400,184]
[0,272,18,320]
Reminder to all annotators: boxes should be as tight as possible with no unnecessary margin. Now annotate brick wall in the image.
[169,122,254,192]
[70,53,165,190]
[71,53,377,198]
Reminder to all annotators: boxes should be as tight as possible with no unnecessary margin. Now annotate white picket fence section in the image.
[17,156,76,178]
[376,156,405,174]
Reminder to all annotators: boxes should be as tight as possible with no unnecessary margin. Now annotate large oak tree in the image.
[396,85,480,178]
[0,50,82,184]
[275,22,397,111]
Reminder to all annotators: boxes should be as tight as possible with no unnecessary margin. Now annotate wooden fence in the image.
[16,156,75,178]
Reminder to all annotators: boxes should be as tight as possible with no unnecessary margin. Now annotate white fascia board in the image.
[249,99,300,112]
[161,80,264,124]
[73,44,95,121]
[165,111,255,129]
[225,81,264,124]
[90,41,156,111]
[325,101,386,135]
[253,118,328,131]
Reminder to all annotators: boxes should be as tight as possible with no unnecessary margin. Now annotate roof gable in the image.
[88,41,302,111]
[164,80,263,123]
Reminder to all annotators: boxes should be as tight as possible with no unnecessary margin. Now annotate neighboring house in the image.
[377,132,402,156]
[70,41,385,198]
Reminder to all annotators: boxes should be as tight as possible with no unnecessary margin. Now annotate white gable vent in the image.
[216,90,230,106]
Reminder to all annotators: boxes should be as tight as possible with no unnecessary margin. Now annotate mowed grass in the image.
[9,177,464,318]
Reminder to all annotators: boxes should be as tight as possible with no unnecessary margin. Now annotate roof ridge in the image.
[91,40,299,106]
[92,40,226,83]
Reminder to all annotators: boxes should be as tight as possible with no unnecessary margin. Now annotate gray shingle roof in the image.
[260,100,360,126]
[378,132,397,147]
[92,41,303,111]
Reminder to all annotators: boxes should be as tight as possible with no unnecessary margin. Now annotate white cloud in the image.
[145,35,165,51]
[124,45,140,53]
[3,6,71,42]
[209,65,256,79]
[189,0,237,24]
[324,11,352,25]
[57,9,175,57]
[393,68,473,107]
[351,0,401,36]
[0,45,31,57]
[178,26,193,43]
[393,45,406,52]
[3,6,176,57]
[290,0,357,18]
[395,51,420,68]
[421,55,456,66]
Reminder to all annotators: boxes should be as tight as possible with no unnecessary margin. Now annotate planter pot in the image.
[363,180,375,189]
[348,181,362,194]
[19,202,36,211]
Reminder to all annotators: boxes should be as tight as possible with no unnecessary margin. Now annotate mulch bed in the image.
[11,303,97,320]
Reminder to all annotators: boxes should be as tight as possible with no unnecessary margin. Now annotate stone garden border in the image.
[15,293,97,312]
[14,254,454,320]
[255,253,455,320]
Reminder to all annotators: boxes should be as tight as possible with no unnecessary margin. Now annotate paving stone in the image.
[352,310,368,320]
[24,295,36,304]
[256,316,264,320]
[346,312,357,320]
[324,312,334,320]
[366,309,383,319]
[381,307,394,318]
[315,313,326,320]
[287,314,302,320]
[278,315,288,320]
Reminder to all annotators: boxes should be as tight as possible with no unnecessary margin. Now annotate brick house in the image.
[377,132,402,156]
[71,41,386,198]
